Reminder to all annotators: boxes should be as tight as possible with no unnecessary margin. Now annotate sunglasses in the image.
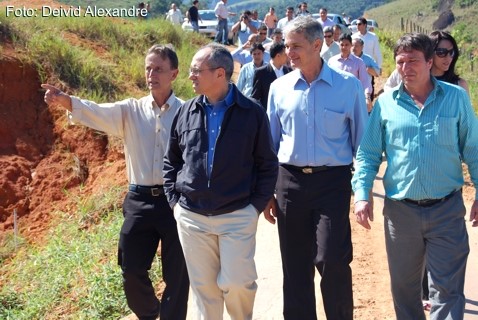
[435,47,455,58]
[324,35,333,38]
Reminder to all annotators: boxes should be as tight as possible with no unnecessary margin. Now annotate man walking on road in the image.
[163,43,278,319]
[265,16,368,320]
[42,44,189,320]
[352,33,478,320]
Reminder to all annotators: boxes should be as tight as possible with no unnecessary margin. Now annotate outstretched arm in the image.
[41,84,72,111]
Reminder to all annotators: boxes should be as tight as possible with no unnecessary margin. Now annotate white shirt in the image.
[277,17,292,31]
[271,63,285,78]
[214,0,228,19]
[166,9,183,25]
[69,93,183,186]
[352,31,383,68]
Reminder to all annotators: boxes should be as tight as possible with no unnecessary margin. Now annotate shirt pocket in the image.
[434,116,457,146]
[322,109,346,139]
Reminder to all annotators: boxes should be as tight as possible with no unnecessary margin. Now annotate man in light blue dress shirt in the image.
[352,33,478,320]
[265,16,368,320]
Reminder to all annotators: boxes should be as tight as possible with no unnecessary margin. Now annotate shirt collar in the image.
[202,83,234,110]
[149,91,177,111]
[394,76,442,101]
[290,60,334,88]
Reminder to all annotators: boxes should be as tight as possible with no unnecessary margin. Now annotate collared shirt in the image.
[214,0,228,19]
[352,78,478,201]
[318,18,334,28]
[352,31,383,68]
[271,63,285,78]
[328,53,372,95]
[69,93,183,186]
[355,52,380,75]
[166,9,183,25]
[236,60,267,97]
[204,84,234,176]
[320,41,340,62]
[277,17,293,33]
[268,63,368,167]
[231,47,271,66]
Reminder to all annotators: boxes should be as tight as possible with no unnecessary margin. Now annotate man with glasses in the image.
[353,33,478,320]
[164,43,278,319]
[320,26,340,62]
[42,44,189,320]
[352,17,382,71]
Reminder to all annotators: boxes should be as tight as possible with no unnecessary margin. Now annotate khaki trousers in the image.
[174,204,259,320]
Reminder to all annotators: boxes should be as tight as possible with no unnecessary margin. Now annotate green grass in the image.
[0,186,166,319]
[0,13,208,319]
[0,12,209,101]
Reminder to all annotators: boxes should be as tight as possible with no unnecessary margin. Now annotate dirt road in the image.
[186,161,478,319]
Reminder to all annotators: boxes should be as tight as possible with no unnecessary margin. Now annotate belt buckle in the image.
[151,188,161,196]
[302,167,313,174]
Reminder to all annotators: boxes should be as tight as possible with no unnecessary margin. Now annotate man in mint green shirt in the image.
[352,33,478,320]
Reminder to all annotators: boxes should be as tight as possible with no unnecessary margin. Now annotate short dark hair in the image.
[250,43,265,53]
[193,0,199,5]
[393,33,434,61]
[270,42,286,58]
[147,44,178,69]
[286,6,294,11]
[339,33,352,43]
[357,17,367,25]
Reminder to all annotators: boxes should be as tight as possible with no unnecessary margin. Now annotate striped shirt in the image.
[352,78,478,201]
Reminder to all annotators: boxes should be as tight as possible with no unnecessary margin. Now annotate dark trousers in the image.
[276,165,354,320]
[119,191,189,320]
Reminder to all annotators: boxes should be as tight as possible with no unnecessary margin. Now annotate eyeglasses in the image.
[435,47,455,58]
[324,35,333,38]
[189,67,219,76]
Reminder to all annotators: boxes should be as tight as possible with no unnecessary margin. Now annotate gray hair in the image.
[201,43,234,81]
[283,16,323,43]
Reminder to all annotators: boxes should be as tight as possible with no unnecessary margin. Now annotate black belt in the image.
[402,190,457,207]
[281,164,331,174]
[129,184,164,196]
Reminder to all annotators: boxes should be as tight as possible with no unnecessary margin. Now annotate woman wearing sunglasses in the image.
[384,31,469,96]
[430,30,469,94]
[420,30,470,313]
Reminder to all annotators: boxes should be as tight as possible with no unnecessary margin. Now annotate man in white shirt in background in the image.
[317,7,334,28]
[214,0,235,45]
[352,17,382,70]
[166,3,183,25]
[320,26,340,62]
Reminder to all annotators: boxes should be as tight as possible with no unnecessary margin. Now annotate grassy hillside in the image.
[0,11,209,319]
[367,0,478,107]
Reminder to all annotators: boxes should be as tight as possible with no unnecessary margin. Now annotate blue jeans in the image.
[384,191,469,320]
[191,20,199,32]
[214,18,228,45]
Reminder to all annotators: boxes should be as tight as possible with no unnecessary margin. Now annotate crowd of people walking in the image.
[42,2,478,320]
